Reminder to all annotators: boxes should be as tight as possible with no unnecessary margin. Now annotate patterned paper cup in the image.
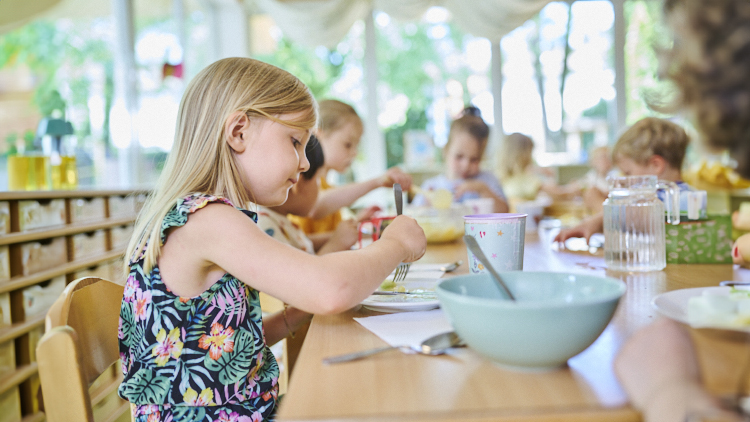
[464,213,527,273]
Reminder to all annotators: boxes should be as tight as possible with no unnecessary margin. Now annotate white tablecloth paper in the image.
[353,309,453,350]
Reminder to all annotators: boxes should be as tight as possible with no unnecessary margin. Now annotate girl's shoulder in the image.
[161,193,257,242]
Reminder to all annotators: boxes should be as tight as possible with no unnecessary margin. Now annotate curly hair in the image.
[612,117,690,170]
[663,0,750,177]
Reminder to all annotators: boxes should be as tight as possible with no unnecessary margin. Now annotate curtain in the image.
[255,0,554,47]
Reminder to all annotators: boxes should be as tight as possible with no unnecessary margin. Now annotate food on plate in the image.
[687,287,750,328]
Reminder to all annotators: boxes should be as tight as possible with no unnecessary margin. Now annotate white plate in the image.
[361,280,440,313]
[652,286,750,333]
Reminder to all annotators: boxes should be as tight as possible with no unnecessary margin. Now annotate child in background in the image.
[120,58,426,422]
[548,145,613,215]
[496,132,551,202]
[554,117,692,244]
[257,136,358,255]
[289,99,412,235]
[413,107,509,213]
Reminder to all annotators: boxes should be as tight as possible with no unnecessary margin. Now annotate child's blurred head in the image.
[316,99,363,173]
[612,117,689,177]
[498,132,534,179]
[444,106,490,180]
[589,146,612,176]
[272,136,325,217]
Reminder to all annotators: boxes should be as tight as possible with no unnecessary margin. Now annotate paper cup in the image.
[464,213,527,273]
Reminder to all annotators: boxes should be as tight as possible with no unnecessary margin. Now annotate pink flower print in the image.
[198,323,235,360]
[218,410,240,422]
[146,412,161,422]
[182,387,214,406]
[237,417,253,422]
[118,317,125,339]
[152,328,183,366]
[251,411,263,422]
[133,289,152,322]
[491,253,497,258]
[124,275,138,302]
[120,352,128,374]
[139,405,161,415]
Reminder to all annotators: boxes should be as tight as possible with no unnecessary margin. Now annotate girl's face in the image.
[272,170,320,217]
[445,132,482,180]
[318,118,363,173]
[237,113,311,207]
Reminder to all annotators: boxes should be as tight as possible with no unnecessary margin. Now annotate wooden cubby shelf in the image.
[0,363,38,396]
[0,315,45,345]
[0,216,136,246]
[0,189,147,422]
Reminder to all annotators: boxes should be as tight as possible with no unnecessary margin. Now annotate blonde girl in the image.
[119,58,425,422]
[289,99,413,235]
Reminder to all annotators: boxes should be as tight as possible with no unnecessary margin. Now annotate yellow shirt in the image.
[287,178,342,234]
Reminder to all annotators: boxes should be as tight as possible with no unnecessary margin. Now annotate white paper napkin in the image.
[353,309,453,349]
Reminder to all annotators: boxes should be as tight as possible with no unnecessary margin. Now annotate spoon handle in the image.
[463,235,516,301]
[323,345,405,364]
[394,183,403,215]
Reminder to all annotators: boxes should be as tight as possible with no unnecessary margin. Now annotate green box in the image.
[665,215,733,264]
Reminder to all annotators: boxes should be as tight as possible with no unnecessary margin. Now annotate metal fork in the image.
[393,183,411,282]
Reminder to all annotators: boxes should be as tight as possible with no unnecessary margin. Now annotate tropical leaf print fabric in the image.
[119,194,279,421]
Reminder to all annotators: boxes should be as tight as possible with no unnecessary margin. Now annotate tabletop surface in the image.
[277,228,750,422]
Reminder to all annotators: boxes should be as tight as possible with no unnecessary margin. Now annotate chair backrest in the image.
[37,277,125,422]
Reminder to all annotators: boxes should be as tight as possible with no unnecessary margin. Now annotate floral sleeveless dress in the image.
[118,194,279,422]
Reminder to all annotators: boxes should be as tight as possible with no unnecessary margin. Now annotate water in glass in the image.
[603,175,680,272]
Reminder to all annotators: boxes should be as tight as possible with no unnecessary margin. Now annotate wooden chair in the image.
[37,277,131,422]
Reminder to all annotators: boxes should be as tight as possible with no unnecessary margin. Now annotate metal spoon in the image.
[322,331,462,364]
[463,235,516,301]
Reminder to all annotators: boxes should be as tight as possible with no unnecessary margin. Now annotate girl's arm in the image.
[455,180,510,213]
[308,168,412,219]
[264,306,313,346]
[178,204,426,315]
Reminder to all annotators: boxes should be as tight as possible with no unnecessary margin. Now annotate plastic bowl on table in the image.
[436,272,626,370]
[408,205,470,244]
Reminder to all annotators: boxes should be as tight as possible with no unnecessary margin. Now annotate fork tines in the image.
[393,262,411,282]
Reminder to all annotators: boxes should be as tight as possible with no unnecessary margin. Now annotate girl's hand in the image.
[380,167,413,191]
[454,180,489,198]
[379,215,426,262]
[553,215,603,245]
[355,205,381,223]
[329,220,359,251]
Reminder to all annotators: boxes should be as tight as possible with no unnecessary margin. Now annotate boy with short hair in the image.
[554,117,692,244]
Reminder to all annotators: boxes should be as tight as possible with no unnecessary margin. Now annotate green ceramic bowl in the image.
[436,272,626,370]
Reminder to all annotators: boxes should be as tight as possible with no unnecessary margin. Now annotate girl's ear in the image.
[225,111,251,153]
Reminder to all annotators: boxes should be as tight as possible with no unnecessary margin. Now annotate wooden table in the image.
[278,228,750,421]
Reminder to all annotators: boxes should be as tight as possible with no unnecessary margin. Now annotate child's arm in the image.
[308,167,412,219]
[553,213,604,244]
[264,306,313,346]
[614,318,741,422]
[454,180,510,213]
[177,204,425,315]
[316,220,358,255]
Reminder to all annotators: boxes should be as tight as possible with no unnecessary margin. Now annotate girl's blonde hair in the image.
[318,99,361,134]
[126,57,318,274]
[612,117,689,170]
[497,133,534,179]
